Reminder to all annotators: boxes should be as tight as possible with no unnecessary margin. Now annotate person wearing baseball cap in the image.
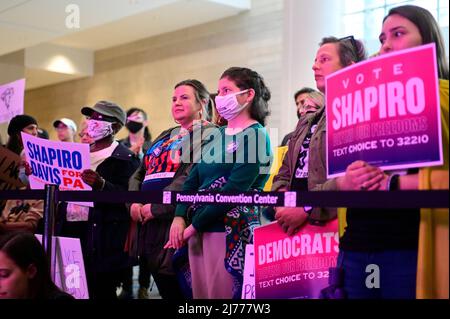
[53,118,77,143]
[81,100,126,126]
[78,100,129,189]
[37,127,49,140]
[57,100,139,299]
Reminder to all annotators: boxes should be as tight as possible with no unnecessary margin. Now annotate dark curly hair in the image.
[220,67,271,126]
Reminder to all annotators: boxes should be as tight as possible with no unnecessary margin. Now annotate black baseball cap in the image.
[81,100,126,126]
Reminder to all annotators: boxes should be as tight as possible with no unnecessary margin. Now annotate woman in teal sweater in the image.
[165,67,273,299]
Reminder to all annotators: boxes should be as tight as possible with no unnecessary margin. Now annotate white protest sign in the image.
[0,78,25,123]
[21,133,91,191]
[241,244,255,299]
[21,133,92,208]
[36,235,89,299]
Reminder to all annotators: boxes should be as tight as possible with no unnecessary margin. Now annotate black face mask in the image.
[126,121,144,133]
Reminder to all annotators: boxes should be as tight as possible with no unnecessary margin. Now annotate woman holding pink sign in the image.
[338,5,448,299]
[380,4,448,300]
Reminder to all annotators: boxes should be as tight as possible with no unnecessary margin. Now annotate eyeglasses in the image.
[338,35,362,62]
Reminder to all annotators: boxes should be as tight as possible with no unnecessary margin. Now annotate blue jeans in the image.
[337,249,418,299]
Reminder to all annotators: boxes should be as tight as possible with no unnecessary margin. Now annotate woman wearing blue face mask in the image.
[166,67,273,299]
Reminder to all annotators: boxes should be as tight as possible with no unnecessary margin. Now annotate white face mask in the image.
[215,89,249,121]
[87,119,113,142]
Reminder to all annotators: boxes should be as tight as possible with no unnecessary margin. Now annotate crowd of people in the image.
[0,5,448,300]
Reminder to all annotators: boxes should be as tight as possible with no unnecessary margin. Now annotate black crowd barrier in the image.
[1,187,448,265]
[0,189,448,208]
[42,184,57,278]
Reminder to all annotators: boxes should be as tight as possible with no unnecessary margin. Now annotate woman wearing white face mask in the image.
[56,101,140,299]
[166,67,273,299]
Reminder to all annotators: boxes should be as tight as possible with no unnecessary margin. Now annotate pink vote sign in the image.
[326,43,442,178]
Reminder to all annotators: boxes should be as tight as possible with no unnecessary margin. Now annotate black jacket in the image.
[128,123,216,275]
[57,143,140,274]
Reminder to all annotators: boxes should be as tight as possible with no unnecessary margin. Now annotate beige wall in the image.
[0,50,25,145]
[24,0,284,143]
